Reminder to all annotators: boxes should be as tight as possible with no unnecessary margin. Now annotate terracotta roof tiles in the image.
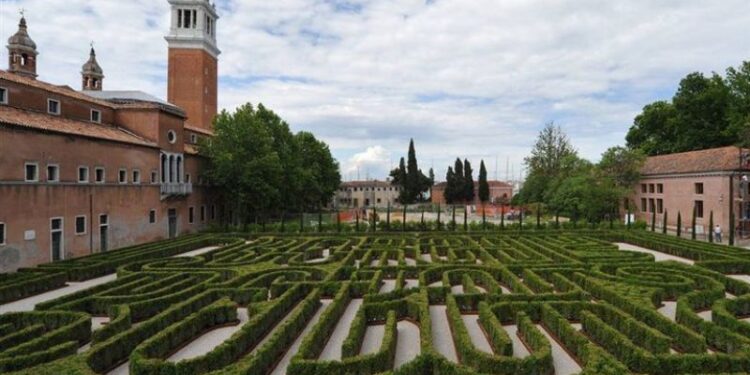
[641,146,750,175]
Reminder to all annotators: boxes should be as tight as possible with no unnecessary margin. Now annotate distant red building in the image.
[431,181,513,205]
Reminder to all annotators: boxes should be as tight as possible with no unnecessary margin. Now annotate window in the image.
[648,184,655,193]
[24,162,38,182]
[0,222,5,245]
[695,201,704,219]
[200,206,206,222]
[95,167,105,183]
[167,130,177,144]
[151,171,158,184]
[190,134,197,144]
[78,166,89,183]
[149,209,156,224]
[641,184,647,193]
[132,170,141,184]
[657,199,663,214]
[648,198,655,213]
[695,183,704,195]
[0,87,7,104]
[641,198,647,212]
[99,214,108,226]
[118,169,127,184]
[185,174,191,183]
[210,205,216,220]
[189,207,194,224]
[75,216,86,235]
[91,109,101,123]
[46,164,59,182]
[47,99,61,115]
[657,184,663,194]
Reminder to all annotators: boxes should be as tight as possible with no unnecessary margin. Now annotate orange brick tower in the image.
[165,0,220,131]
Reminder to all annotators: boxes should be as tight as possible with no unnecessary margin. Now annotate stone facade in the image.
[0,1,221,272]
[334,181,401,208]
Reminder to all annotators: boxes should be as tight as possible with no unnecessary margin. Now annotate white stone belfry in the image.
[165,0,220,58]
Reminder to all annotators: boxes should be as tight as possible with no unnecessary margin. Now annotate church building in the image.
[0,0,222,272]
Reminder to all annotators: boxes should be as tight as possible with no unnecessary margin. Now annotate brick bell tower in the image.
[165,0,220,131]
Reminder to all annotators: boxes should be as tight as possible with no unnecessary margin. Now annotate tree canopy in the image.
[389,139,432,204]
[626,61,750,155]
[201,103,341,223]
[478,160,489,203]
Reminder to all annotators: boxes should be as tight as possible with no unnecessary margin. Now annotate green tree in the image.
[389,139,431,203]
[294,132,341,209]
[478,160,490,204]
[625,101,678,155]
[463,159,474,203]
[444,167,456,204]
[517,123,578,205]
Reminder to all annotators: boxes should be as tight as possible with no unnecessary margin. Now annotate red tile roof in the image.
[433,180,512,189]
[341,180,394,188]
[184,124,214,136]
[641,146,750,175]
[0,69,114,108]
[0,105,157,148]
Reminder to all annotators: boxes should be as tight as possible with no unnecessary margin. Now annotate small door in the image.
[50,218,63,261]
[168,209,177,239]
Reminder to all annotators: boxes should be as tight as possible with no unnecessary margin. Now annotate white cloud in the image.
[3,0,750,181]
[343,145,391,181]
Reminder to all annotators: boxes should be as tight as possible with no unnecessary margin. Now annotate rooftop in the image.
[641,146,750,175]
[433,180,513,188]
[341,180,394,188]
[82,90,186,117]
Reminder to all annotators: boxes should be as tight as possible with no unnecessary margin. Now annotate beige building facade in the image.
[334,181,401,208]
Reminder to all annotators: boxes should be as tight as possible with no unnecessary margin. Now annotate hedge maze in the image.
[4,230,750,374]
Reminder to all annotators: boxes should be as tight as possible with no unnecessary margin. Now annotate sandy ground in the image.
[395,320,420,368]
[387,259,398,266]
[404,279,419,289]
[536,324,582,375]
[452,285,465,295]
[319,299,364,361]
[428,281,443,287]
[500,285,512,294]
[167,308,249,362]
[0,273,117,314]
[305,249,331,264]
[658,301,677,321]
[502,325,530,358]
[728,274,750,284]
[616,243,695,265]
[570,323,582,332]
[107,362,129,375]
[370,259,380,267]
[405,258,417,266]
[173,246,221,258]
[360,325,385,355]
[380,279,396,294]
[430,305,458,363]
[726,292,737,299]
[475,286,487,294]
[697,310,712,322]
[421,254,432,263]
[462,315,492,354]
[270,299,332,375]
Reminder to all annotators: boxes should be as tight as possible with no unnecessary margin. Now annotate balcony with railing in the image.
[161,182,193,196]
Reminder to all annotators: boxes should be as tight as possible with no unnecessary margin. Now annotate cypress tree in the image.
[406,139,420,203]
[651,210,656,232]
[478,160,490,204]
[482,208,486,230]
[709,211,714,243]
[691,204,697,240]
[454,159,464,203]
[677,212,682,237]
[662,210,668,234]
[463,207,468,232]
[444,167,455,204]
[463,159,475,203]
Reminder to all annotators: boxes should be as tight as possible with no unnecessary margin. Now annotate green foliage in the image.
[478,160,490,203]
[389,139,431,204]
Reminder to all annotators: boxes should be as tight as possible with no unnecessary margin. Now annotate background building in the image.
[431,180,513,206]
[334,180,401,208]
[631,146,750,241]
[0,0,221,272]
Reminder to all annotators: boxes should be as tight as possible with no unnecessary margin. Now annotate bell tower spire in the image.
[7,13,39,79]
[165,0,220,131]
[81,43,104,91]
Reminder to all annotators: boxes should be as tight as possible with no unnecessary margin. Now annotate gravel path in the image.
[319,299,363,361]
[728,274,750,284]
[270,299,332,375]
[173,246,220,258]
[500,285,512,294]
[536,324,582,375]
[78,317,112,354]
[570,323,582,332]
[404,279,419,289]
[305,249,331,264]
[430,305,458,363]
[421,254,432,263]
[616,243,694,265]
[387,259,399,266]
[405,258,417,266]
[502,325,530,358]
[475,286,487,294]
[0,273,117,314]
[451,285,465,295]
[697,310,712,322]
[462,315,492,354]
[428,281,443,287]
[167,308,249,362]
[395,320,420,368]
[380,279,396,294]
[658,301,677,321]
[360,325,385,355]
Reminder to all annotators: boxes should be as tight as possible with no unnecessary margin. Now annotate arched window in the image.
[176,156,182,183]
[169,155,175,183]
[21,54,28,66]
[161,154,167,183]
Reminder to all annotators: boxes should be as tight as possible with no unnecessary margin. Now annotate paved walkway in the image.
[404,279,419,289]
[270,300,332,375]
[380,279,396,294]
[0,273,117,314]
[305,249,331,264]
[167,308,249,362]
[395,320,420,369]
[173,246,221,258]
[658,301,677,321]
[502,325,530,358]
[430,305,458,363]
[319,299,363,360]
[462,315,492,354]
[536,324,581,375]
[616,243,695,265]
[360,325,385,355]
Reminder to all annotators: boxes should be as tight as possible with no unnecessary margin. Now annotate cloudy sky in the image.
[2,0,749,181]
